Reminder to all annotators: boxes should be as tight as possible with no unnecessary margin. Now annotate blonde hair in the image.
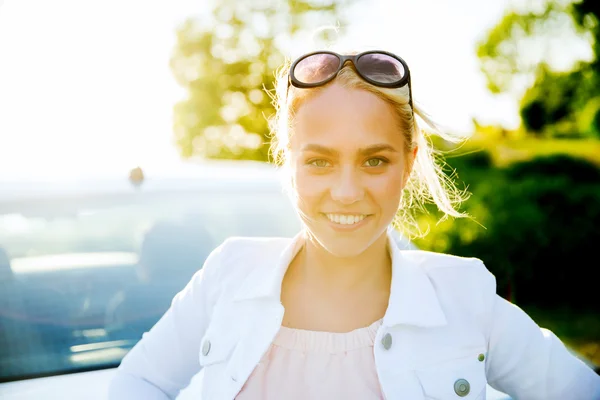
[267,54,469,238]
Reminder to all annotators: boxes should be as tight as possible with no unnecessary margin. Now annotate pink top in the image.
[236,318,385,400]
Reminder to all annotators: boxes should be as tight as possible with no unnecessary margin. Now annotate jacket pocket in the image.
[415,354,488,400]
[199,333,237,367]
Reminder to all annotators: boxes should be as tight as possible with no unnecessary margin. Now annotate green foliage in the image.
[505,153,600,183]
[519,62,600,137]
[477,0,600,138]
[522,306,600,355]
[445,149,493,170]
[520,65,574,134]
[476,1,572,94]
[416,153,600,312]
[170,0,354,161]
[571,0,600,70]
[578,96,600,138]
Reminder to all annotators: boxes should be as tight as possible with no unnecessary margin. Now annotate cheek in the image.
[291,162,326,206]
[370,169,405,208]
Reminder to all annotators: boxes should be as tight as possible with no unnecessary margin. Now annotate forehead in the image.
[291,84,403,151]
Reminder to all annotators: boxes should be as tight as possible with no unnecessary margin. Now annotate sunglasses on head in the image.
[287,50,413,110]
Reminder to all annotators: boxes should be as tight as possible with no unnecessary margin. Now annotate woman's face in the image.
[290,83,415,257]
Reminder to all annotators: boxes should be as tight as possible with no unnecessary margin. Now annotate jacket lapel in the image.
[225,228,447,399]
[232,227,448,328]
[382,233,447,328]
[226,233,304,397]
[232,232,304,303]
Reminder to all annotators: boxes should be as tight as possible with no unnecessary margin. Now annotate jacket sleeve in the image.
[107,242,226,400]
[484,280,600,399]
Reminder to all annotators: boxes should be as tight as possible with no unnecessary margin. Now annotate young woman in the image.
[109,50,600,399]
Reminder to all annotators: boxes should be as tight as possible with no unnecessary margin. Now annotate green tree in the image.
[519,61,599,137]
[476,0,600,137]
[170,0,355,161]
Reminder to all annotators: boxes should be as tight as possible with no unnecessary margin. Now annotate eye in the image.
[364,158,387,167]
[308,159,331,168]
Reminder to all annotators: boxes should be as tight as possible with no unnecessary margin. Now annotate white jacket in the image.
[109,231,600,400]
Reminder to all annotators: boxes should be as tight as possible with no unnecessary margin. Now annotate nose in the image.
[330,166,364,205]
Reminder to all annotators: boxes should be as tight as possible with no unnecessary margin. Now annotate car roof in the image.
[0,159,286,203]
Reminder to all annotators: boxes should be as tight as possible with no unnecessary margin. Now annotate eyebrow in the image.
[300,143,399,156]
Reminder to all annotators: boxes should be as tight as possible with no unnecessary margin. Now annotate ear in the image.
[404,145,418,182]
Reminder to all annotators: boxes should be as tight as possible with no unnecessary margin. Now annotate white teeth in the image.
[326,214,366,225]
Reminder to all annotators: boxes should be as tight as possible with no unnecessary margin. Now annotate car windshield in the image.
[0,183,301,382]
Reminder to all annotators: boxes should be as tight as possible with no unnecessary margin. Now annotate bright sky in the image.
[0,0,591,180]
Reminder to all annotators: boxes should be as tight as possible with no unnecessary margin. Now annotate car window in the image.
[0,187,301,382]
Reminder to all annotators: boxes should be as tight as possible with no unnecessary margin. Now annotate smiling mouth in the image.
[324,213,369,225]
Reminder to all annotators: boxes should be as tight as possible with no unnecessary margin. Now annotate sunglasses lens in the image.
[356,53,406,84]
[294,53,340,85]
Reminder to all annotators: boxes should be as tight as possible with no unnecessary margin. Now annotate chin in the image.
[317,239,368,258]
[303,222,387,258]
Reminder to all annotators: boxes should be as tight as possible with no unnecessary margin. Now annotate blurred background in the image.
[0,0,598,387]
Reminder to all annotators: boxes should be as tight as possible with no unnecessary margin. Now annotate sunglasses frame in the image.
[288,50,413,109]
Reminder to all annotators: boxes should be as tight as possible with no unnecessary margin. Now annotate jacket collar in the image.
[233,227,447,328]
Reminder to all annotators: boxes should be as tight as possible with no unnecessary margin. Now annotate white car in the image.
[0,159,513,399]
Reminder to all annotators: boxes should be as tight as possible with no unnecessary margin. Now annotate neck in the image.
[296,230,392,292]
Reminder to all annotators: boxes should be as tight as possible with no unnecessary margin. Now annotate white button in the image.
[201,339,211,356]
[381,333,392,350]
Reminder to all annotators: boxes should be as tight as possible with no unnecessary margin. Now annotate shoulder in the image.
[401,249,497,309]
[202,235,293,284]
[216,236,292,267]
[401,249,494,284]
